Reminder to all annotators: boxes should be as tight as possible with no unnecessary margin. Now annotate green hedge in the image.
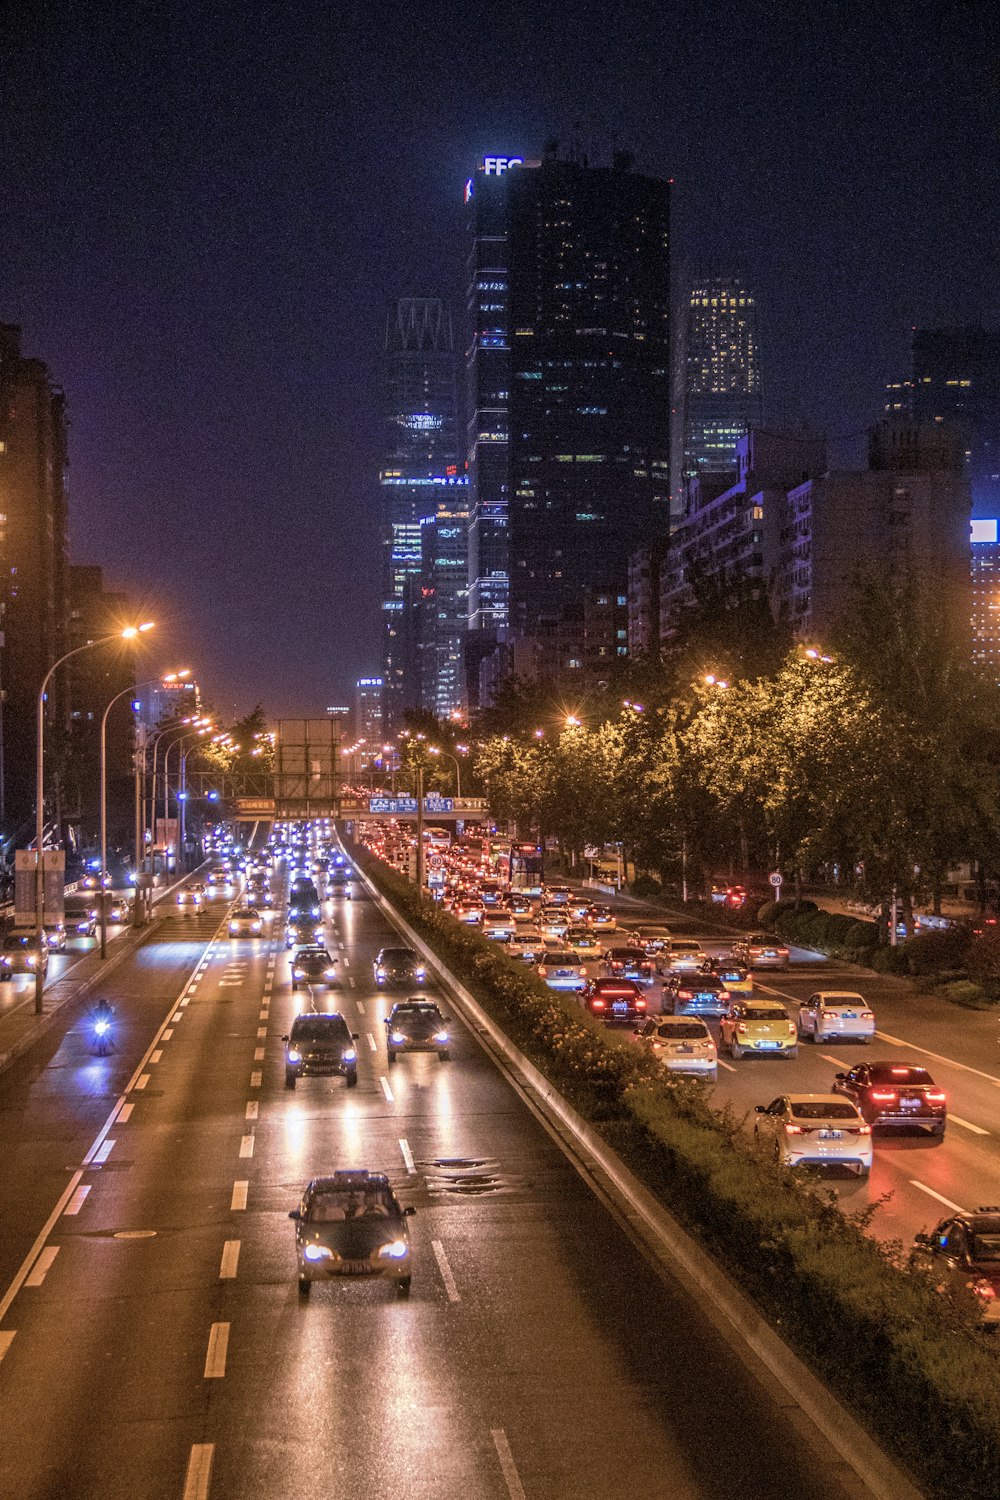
[349,839,1000,1500]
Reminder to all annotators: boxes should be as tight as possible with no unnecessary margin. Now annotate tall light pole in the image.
[164,726,210,872]
[34,622,154,1013]
[428,746,463,799]
[146,715,199,877]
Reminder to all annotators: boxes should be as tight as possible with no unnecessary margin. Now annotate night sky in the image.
[3,0,997,716]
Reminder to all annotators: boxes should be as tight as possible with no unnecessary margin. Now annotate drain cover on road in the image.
[112,1230,157,1240]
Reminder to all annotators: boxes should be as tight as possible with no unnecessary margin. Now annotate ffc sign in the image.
[482,156,523,176]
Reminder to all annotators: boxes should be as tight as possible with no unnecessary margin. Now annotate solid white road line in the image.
[151,1049,163,1064]
[356,1001,365,1015]
[432,1239,460,1302]
[379,1076,394,1103]
[367,1033,377,1052]
[25,1246,59,1288]
[219,1240,240,1279]
[949,1114,990,1136]
[875,1030,1000,1088]
[204,1322,229,1378]
[250,1070,262,1088]
[231,1181,248,1211]
[910,1180,967,1214]
[134,1075,150,1091]
[399,1138,416,1174]
[239,1134,255,1159]
[94,1139,115,1164]
[819,1053,843,1065]
[717,1059,737,1073]
[491,1429,526,1500]
[183,1443,214,1500]
[0,1332,15,1363]
[116,1102,134,1123]
[64,1186,91,1216]
[245,1101,258,1121]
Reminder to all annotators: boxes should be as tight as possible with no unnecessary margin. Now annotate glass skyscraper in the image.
[679,271,762,494]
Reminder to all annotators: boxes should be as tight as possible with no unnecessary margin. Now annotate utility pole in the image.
[416,762,425,892]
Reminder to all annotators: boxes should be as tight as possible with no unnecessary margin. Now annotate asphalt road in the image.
[0,852,872,1500]
[575,887,1000,1248]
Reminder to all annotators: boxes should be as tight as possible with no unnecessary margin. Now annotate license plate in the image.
[842,1012,857,1019]
[677,1045,694,1054]
[759,1041,780,1049]
[612,1002,628,1013]
[341,1260,372,1275]
[901,1098,919,1108]
[819,1130,842,1140]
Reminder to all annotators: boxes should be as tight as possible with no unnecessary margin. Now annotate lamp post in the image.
[428,746,462,799]
[34,623,154,1013]
[164,726,210,873]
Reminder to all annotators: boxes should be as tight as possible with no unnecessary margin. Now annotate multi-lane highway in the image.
[0,844,877,1500]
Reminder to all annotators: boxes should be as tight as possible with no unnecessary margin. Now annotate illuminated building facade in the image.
[971,518,1000,681]
[418,496,470,720]
[381,297,460,728]
[678,271,762,498]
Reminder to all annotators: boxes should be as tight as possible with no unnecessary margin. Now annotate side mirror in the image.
[404,1205,416,1216]
[913,1232,929,1246]
[288,1209,300,1220]
[352,1032,360,1040]
[281,1034,289,1042]
[754,1104,767,1114]
[834,1072,846,1081]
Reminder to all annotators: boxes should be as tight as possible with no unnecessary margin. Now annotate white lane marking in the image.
[254,1047,265,1062]
[367,1033,377,1052]
[183,1443,214,1500]
[342,955,350,968]
[218,980,242,987]
[25,1246,59,1288]
[231,1181,248,1211]
[172,1011,184,1023]
[259,1009,268,1021]
[819,1053,842,1065]
[399,1138,416,1174]
[64,1186,91,1216]
[134,1075,150,1091]
[162,1028,173,1041]
[245,1101,258,1121]
[950,1113,990,1136]
[491,1429,526,1500]
[910,1180,967,1214]
[150,1049,163,1064]
[250,1070,262,1088]
[256,1027,267,1039]
[204,1322,229,1378]
[239,1134,255,1159]
[0,1167,81,1324]
[379,1076,394,1103]
[116,1102,134,1123]
[94,1139,115,1164]
[219,1240,240,1279]
[348,976,356,988]
[0,1332,15,1363]
[875,1030,1000,1088]
[432,1239,460,1302]
[717,1059,737,1074]
[356,1000,366,1016]
[178,997,189,1008]
[186,983,199,994]
[338,940,345,950]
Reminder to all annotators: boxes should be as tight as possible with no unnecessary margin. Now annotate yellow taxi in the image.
[719,1000,798,1059]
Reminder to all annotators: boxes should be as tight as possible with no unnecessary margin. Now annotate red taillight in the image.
[857,1124,872,1134]
[926,1092,947,1103]
[678,989,693,1000]
[784,1124,803,1134]
[870,1090,897,1101]
[736,1023,748,1033]
[591,998,605,1009]
[973,1280,997,1300]
[719,991,730,1002]
[861,1011,875,1019]
[636,998,647,1009]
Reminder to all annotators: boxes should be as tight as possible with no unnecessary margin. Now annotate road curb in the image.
[0,917,166,1078]
[354,857,924,1500]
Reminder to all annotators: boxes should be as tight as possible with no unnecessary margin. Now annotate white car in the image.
[754,1094,872,1176]
[797,992,875,1044]
[540,909,571,940]
[664,940,707,973]
[536,951,587,992]
[634,1016,717,1079]
[482,912,517,940]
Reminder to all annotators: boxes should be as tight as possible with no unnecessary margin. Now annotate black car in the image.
[283,1012,358,1088]
[833,1061,948,1134]
[374,947,428,987]
[584,978,648,1025]
[289,1171,415,1296]
[602,947,656,984]
[911,1209,1000,1327]
[385,999,451,1061]
[285,914,325,949]
[664,972,732,1018]
[290,946,339,990]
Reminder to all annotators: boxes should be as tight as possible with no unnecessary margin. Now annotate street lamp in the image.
[163,723,212,873]
[428,746,462,799]
[33,621,154,1013]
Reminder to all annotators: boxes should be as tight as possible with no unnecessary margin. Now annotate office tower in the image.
[0,324,69,838]
[971,518,1000,681]
[908,327,1000,516]
[418,493,470,720]
[465,149,671,683]
[354,676,384,757]
[678,271,762,499]
[380,297,461,729]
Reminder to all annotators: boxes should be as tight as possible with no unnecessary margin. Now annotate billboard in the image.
[14,849,66,929]
[274,719,341,817]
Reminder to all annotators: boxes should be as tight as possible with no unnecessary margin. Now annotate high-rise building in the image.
[971,518,1000,680]
[889,327,1000,517]
[354,676,384,760]
[677,270,762,499]
[465,149,671,690]
[0,324,70,838]
[418,495,470,720]
[380,297,462,729]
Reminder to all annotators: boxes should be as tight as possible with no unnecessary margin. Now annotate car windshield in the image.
[297,950,331,964]
[381,950,415,962]
[4,936,35,951]
[309,1189,394,1222]
[823,999,863,1010]
[672,943,700,954]
[291,1019,345,1042]
[393,1006,440,1022]
[743,1007,788,1021]
[658,1022,706,1039]
[869,1066,934,1086]
[790,1101,859,1120]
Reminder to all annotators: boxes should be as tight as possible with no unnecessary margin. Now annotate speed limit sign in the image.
[769,871,783,890]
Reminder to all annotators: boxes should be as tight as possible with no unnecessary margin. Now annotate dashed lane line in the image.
[0,1332,15,1363]
[239,1134,255,1159]
[250,1070,262,1088]
[399,1138,415,1174]
[183,1443,214,1500]
[245,1101,258,1121]
[219,1241,240,1279]
[910,1181,966,1214]
[231,1181,248,1211]
[875,1030,1000,1088]
[116,1102,134,1123]
[367,1033,377,1052]
[25,1247,59,1288]
[64,1186,91,1216]
[950,1114,990,1136]
[94,1139,115,1164]
[254,1047,265,1062]
[491,1430,526,1500]
[134,1075,150,1091]
[151,1049,163,1064]
[204,1322,229,1378]
[717,1059,737,1073]
[432,1239,460,1302]
[379,1076,394,1103]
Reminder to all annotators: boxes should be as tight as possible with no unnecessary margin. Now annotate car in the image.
[283,1012,358,1087]
[703,957,753,994]
[1,933,49,978]
[754,1094,872,1175]
[797,991,875,1044]
[206,865,234,888]
[290,946,339,989]
[79,869,112,891]
[385,999,451,1061]
[540,908,571,940]
[634,1016,717,1078]
[567,896,594,921]
[285,912,325,948]
[228,906,263,938]
[176,887,203,911]
[64,898,99,939]
[373,947,428,987]
[832,1062,947,1134]
[482,912,517,940]
[585,977,648,1025]
[42,922,67,952]
[328,869,352,899]
[509,895,536,922]
[625,924,673,956]
[719,1000,798,1058]
[454,900,484,925]
[663,940,708,973]
[545,886,572,906]
[664,972,732,1018]
[565,926,601,956]
[507,934,546,963]
[602,946,656,983]
[289,1171,415,1296]
[588,906,617,934]
[536,951,587,992]
[732,933,791,970]
[479,881,503,907]
[910,1209,1000,1327]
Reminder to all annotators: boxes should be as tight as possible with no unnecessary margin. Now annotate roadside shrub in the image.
[907,927,972,977]
[940,980,991,1008]
[630,875,662,898]
[843,919,879,955]
[756,900,779,925]
[872,944,910,976]
[964,929,1000,998]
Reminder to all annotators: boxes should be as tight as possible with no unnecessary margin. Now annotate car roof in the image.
[295,946,331,958]
[309,1170,391,1192]
[291,1010,346,1025]
[737,999,787,1011]
[813,991,866,1002]
[784,1093,859,1107]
